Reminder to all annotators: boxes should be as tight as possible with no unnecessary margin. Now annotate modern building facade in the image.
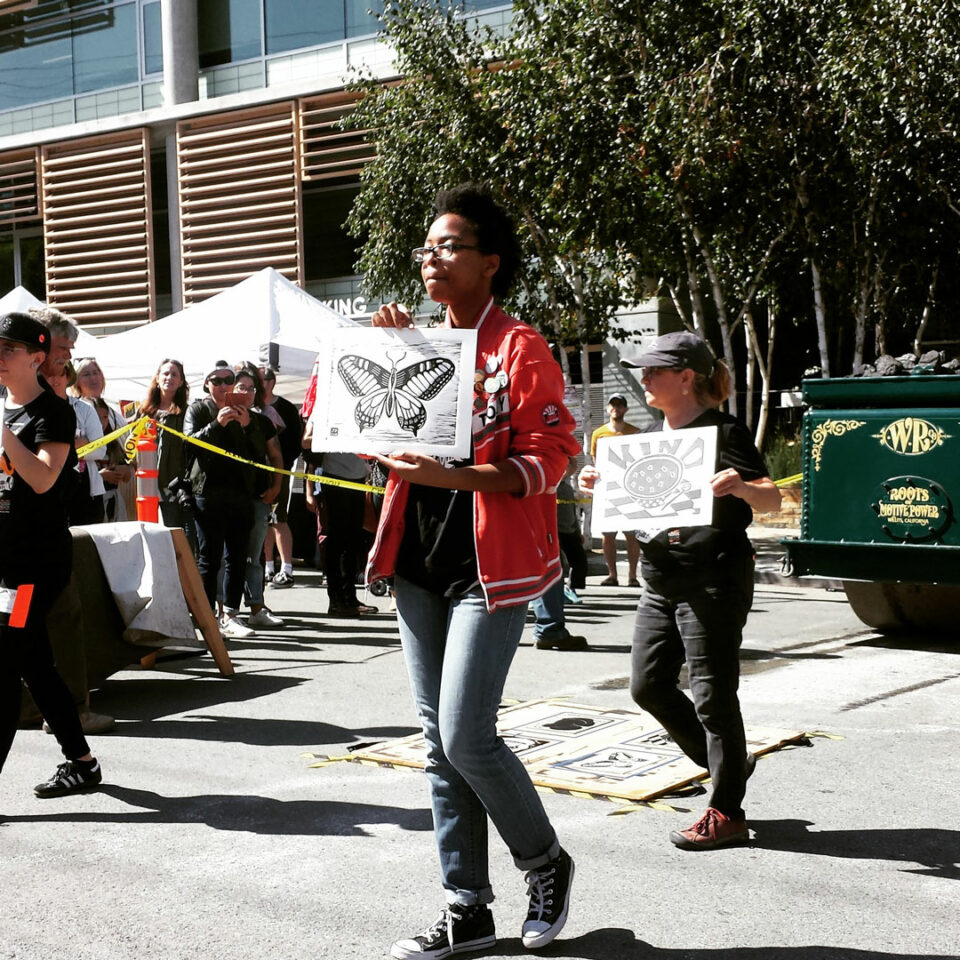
[0,0,514,332]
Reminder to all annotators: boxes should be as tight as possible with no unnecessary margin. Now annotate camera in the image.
[165,475,195,510]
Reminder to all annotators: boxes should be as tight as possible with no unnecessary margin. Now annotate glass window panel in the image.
[303,186,361,282]
[0,236,15,293]
[18,234,46,299]
[0,20,72,110]
[346,0,382,38]
[72,2,138,93]
[142,0,161,74]
[265,0,343,54]
[197,0,261,68]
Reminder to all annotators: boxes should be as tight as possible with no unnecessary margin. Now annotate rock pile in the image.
[855,350,960,377]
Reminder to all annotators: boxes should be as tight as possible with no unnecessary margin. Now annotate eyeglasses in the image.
[208,373,236,386]
[0,342,28,357]
[640,367,678,379]
[411,241,481,263]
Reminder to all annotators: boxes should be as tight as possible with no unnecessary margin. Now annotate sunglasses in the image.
[208,373,236,386]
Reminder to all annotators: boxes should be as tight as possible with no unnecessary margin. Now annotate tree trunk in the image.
[752,296,776,451]
[796,177,830,378]
[744,310,756,430]
[914,260,939,356]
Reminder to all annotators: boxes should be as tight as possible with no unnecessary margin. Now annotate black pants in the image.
[194,490,253,611]
[629,556,754,818]
[559,530,588,591]
[1,571,90,774]
[319,480,366,609]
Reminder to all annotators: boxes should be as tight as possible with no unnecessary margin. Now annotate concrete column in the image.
[165,133,183,313]
[161,0,199,107]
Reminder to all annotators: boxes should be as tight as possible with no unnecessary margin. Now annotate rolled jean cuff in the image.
[445,886,495,907]
[512,837,561,872]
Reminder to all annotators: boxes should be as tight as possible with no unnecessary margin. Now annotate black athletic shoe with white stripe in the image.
[521,848,574,949]
[34,759,102,798]
[391,903,495,959]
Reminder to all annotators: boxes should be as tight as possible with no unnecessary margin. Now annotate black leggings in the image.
[1,572,90,774]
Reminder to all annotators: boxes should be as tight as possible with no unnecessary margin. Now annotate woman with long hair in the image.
[368,184,581,958]
[137,358,195,544]
[580,331,781,851]
[0,312,103,798]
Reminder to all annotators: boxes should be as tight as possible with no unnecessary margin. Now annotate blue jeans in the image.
[395,575,560,906]
[244,498,272,606]
[531,579,569,643]
[194,491,252,612]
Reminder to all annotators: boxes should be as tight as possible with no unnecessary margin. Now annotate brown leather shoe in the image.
[328,603,378,617]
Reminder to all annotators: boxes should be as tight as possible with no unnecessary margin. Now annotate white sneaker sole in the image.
[390,933,495,960]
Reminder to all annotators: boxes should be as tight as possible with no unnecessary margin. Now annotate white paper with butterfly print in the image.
[590,426,718,537]
[310,326,477,457]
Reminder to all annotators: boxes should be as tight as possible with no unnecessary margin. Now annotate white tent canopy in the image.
[89,268,355,406]
[0,285,101,358]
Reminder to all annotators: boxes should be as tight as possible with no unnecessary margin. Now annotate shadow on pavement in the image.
[750,819,960,880]
[96,714,419,747]
[7,785,433,837]
[95,672,307,720]
[524,930,960,959]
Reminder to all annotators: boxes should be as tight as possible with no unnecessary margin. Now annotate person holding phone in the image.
[368,184,581,958]
[0,312,103,798]
[184,362,275,637]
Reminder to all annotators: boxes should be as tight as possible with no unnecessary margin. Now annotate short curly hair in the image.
[432,183,522,298]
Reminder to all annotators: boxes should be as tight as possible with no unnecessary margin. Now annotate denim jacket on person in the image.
[367,300,581,611]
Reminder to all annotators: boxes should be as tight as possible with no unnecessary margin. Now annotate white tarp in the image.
[0,285,101,358]
[91,268,356,405]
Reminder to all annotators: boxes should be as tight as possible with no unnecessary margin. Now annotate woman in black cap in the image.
[0,312,103,798]
[580,330,780,850]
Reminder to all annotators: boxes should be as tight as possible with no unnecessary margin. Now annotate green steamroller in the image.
[782,374,960,632]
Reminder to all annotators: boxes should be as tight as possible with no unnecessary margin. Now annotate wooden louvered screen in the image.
[0,148,40,226]
[299,92,376,183]
[40,130,155,326]
[177,102,303,305]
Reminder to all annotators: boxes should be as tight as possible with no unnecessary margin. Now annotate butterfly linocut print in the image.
[337,352,455,435]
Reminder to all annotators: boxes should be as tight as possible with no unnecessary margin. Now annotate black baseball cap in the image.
[0,311,51,355]
[621,331,715,376]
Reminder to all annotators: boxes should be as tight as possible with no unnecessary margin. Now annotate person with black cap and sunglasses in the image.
[579,330,781,851]
[0,312,103,799]
[185,362,269,638]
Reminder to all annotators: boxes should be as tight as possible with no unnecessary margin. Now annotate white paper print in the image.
[590,426,718,537]
[311,326,477,457]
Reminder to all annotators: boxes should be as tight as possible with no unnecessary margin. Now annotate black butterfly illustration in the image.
[337,352,456,435]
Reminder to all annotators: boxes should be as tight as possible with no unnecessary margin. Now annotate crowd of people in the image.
[0,182,781,958]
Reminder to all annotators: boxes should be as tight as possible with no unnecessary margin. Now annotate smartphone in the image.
[226,388,254,407]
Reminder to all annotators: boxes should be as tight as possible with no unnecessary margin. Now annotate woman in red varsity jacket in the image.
[368,185,580,959]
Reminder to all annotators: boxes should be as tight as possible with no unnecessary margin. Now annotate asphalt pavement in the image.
[2,525,958,960]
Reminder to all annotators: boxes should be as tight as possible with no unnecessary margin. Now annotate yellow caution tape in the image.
[153,420,387,494]
[75,416,146,460]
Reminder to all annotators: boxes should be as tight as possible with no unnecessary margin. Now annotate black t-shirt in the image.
[0,390,76,582]
[638,408,769,579]
[270,395,303,469]
[395,456,478,598]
